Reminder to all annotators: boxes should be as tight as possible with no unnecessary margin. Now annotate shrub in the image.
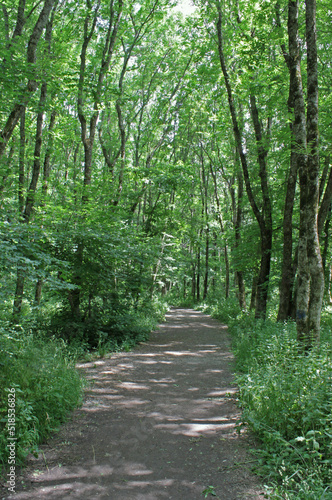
[45,297,167,351]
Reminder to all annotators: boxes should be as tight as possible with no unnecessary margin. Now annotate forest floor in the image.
[5,308,267,500]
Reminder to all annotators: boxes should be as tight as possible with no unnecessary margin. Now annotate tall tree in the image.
[297,0,324,345]
[215,0,273,319]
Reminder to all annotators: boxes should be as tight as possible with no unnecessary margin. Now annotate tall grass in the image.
[0,323,83,470]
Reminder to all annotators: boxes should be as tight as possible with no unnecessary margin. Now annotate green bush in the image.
[0,325,83,469]
[45,296,167,352]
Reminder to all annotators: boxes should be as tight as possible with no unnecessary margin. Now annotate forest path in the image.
[10,308,265,500]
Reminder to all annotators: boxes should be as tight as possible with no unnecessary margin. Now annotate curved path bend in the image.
[9,308,265,500]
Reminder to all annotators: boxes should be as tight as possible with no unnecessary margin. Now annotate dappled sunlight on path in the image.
[9,309,265,500]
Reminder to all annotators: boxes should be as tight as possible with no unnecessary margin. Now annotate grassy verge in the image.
[0,324,83,471]
[200,299,332,500]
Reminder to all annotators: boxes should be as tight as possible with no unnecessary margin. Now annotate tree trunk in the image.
[294,0,324,346]
[203,226,209,300]
[42,111,57,199]
[234,169,246,309]
[249,95,273,319]
[277,150,298,321]
[196,248,201,302]
[192,263,196,301]
[23,82,47,221]
[18,107,26,215]
[322,204,331,272]
[277,31,299,321]
[250,271,259,311]
[304,0,324,345]
[224,245,230,300]
[216,3,272,319]
[34,279,43,305]
[209,162,230,300]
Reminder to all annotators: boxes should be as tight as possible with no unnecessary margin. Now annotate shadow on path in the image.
[6,308,266,500]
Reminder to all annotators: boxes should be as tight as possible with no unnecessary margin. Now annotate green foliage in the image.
[213,300,332,500]
[200,296,242,325]
[0,324,83,469]
[41,294,167,351]
[1,0,332,490]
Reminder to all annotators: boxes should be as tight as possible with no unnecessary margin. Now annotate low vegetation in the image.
[202,298,332,500]
[0,323,83,469]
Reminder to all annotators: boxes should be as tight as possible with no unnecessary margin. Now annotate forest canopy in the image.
[1,0,331,344]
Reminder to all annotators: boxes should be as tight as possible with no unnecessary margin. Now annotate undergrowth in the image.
[0,324,83,471]
[201,299,332,500]
[37,296,168,355]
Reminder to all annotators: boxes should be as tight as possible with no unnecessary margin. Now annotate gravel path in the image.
[5,308,266,500]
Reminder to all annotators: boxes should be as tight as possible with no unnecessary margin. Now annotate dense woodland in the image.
[0,0,331,498]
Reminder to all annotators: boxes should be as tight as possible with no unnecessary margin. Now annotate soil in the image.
[2,308,267,500]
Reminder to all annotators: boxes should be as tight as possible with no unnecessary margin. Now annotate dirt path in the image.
[7,308,265,500]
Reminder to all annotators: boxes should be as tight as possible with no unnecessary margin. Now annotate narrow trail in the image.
[9,309,265,500]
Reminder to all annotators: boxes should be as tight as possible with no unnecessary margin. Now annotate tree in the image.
[296,0,324,346]
[214,0,273,319]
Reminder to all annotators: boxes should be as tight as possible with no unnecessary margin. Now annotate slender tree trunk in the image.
[235,169,246,309]
[322,204,331,272]
[23,82,47,221]
[277,66,299,320]
[209,162,230,300]
[249,95,273,319]
[33,110,57,303]
[216,2,272,319]
[277,150,298,320]
[250,271,259,311]
[203,226,209,300]
[34,279,43,305]
[42,111,57,199]
[18,107,26,215]
[13,80,48,317]
[192,263,196,301]
[224,245,230,299]
[196,247,201,302]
